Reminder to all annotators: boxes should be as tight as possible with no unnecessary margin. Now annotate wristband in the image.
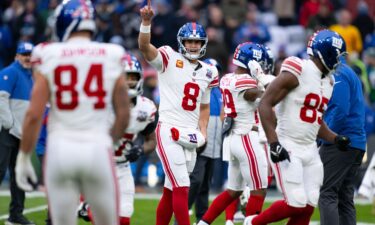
[140,24,151,33]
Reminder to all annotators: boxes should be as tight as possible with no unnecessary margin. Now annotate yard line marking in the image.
[0,205,47,220]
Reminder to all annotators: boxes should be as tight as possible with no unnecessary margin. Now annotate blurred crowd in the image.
[1,0,375,191]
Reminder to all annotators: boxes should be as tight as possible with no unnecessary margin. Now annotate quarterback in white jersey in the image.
[138,3,218,225]
[197,43,267,225]
[15,1,130,225]
[78,53,157,225]
[245,30,349,225]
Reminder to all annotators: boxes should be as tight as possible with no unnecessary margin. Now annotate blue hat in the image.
[16,42,34,54]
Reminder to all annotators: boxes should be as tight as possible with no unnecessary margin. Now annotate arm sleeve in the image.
[326,75,350,132]
[201,88,211,104]
[148,46,173,73]
[0,68,16,130]
[140,120,157,136]
[280,57,303,81]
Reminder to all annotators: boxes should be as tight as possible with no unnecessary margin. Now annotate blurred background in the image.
[1,0,375,194]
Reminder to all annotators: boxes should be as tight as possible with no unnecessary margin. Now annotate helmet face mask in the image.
[262,46,275,74]
[177,22,208,60]
[307,29,347,71]
[54,0,96,42]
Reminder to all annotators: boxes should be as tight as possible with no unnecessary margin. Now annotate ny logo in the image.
[188,134,197,143]
[332,37,343,49]
[253,49,262,61]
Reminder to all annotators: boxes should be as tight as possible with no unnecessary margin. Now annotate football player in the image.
[138,2,219,225]
[245,30,350,225]
[197,42,269,225]
[14,1,130,225]
[77,53,157,225]
[224,44,276,225]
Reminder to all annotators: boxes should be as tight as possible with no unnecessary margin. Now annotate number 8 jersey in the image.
[276,56,334,145]
[150,46,219,128]
[31,39,126,134]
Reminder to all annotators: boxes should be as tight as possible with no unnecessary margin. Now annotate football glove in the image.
[170,127,206,150]
[334,135,351,151]
[15,151,38,192]
[125,145,144,162]
[270,142,290,163]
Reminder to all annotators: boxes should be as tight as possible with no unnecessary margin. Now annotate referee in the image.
[319,58,366,225]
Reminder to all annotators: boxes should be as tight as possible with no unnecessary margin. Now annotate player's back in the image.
[32,38,125,135]
[276,57,334,145]
[220,73,258,134]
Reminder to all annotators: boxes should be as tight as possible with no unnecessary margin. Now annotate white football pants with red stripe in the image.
[155,122,197,190]
[224,131,268,191]
[271,136,323,208]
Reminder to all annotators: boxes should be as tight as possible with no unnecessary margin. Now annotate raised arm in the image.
[138,0,159,61]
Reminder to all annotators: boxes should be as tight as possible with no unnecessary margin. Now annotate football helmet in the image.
[203,58,222,72]
[123,53,143,98]
[54,0,96,42]
[177,22,208,60]
[307,29,347,71]
[262,45,275,74]
[233,42,267,71]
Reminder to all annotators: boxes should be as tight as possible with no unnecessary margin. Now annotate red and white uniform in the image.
[149,45,218,189]
[273,56,334,208]
[220,73,268,191]
[31,37,125,225]
[114,96,156,218]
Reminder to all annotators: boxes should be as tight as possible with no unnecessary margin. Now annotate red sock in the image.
[245,195,265,216]
[172,187,190,225]
[119,217,130,225]
[202,191,237,223]
[287,205,314,225]
[267,176,273,187]
[252,200,305,225]
[156,188,173,225]
[88,207,93,222]
[225,198,239,221]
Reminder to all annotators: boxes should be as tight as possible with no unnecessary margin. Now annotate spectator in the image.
[274,0,296,26]
[330,9,363,55]
[205,27,229,73]
[299,0,331,27]
[232,3,270,50]
[319,58,366,225]
[352,0,375,48]
[0,42,34,225]
[0,16,13,68]
[364,48,375,103]
[307,2,336,32]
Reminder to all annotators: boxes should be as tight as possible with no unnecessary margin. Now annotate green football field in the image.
[0,196,375,225]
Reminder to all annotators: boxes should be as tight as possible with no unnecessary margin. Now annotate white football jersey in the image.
[220,73,258,134]
[31,38,126,134]
[151,46,219,128]
[114,95,157,156]
[276,56,334,145]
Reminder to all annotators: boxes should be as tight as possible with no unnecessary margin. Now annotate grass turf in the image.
[0,196,374,224]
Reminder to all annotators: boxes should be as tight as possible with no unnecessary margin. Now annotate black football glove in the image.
[270,142,290,163]
[125,145,143,162]
[334,135,351,151]
[196,142,207,155]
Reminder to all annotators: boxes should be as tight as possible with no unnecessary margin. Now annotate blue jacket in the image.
[210,87,222,116]
[0,61,33,138]
[323,63,366,151]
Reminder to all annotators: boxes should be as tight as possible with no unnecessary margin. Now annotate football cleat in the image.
[77,202,91,222]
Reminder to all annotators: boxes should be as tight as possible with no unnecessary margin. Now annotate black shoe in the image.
[6,215,35,225]
[45,218,52,225]
[77,202,91,222]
